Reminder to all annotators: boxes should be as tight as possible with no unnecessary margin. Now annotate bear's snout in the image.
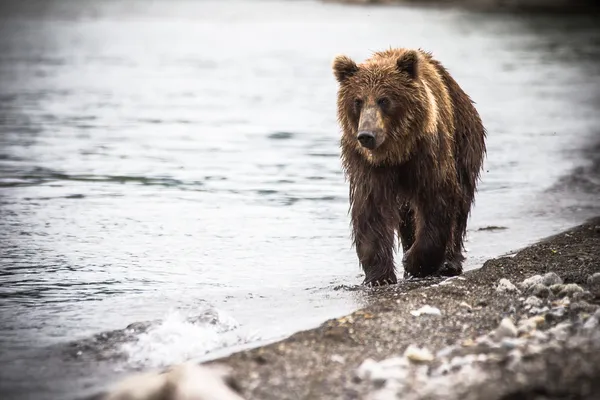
[357,131,377,150]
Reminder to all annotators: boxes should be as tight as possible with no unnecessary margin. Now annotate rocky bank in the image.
[95,216,600,400]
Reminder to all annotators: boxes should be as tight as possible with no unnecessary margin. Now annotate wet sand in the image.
[94,215,600,400]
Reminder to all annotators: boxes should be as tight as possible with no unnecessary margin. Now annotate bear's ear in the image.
[396,50,419,80]
[332,55,358,83]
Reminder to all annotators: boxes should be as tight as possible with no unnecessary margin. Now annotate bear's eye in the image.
[353,98,363,109]
[376,97,390,108]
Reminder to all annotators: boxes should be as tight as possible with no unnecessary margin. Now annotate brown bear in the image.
[332,48,487,286]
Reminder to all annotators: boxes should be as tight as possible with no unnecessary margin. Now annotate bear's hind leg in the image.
[402,198,453,279]
[440,198,471,277]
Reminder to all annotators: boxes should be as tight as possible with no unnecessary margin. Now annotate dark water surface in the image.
[0,1,599,399]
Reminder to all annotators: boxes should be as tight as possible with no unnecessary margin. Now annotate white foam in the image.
[120,309,256,369]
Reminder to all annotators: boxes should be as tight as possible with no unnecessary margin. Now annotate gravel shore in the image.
[102,216,600,400]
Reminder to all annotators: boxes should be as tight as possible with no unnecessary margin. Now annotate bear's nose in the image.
[357,131,376,150]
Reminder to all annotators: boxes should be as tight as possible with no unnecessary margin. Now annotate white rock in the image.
[584,309,600,330]
[104,363,245,400]
[331,354,345,364]
[410,305,442,317]
[542,272,562,286]
[558,284,584,298]
[519,275,543,291]
[436,345,457,359]
[547,321,573,341]
[356,357,408,385]
[523,296,543,308]
[587,273,600,286]
[528,306,549,315]
[449,354,477,370]
[517,315,545,335]
[491,317,517,341]
[404,345,434,363]
[497,279,520,294]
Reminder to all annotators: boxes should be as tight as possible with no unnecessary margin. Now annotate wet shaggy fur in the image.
[332,48,487,285]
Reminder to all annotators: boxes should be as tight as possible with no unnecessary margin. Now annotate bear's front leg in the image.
[402,197,453,279]
[351,194,398,286]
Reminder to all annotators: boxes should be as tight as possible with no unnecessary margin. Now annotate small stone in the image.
[572,291,594,302]
[356,357,408,386]
[517,315,545,335]
[569,301,597,315]
[404,345,435,363]
[436,345,457,359]
[549,284,565,294]
[476,354,488,363]
[459,301,472,310]
[525,343,544,356]
[497,279,520,294]
[587,273,600,286]
[546,307,566,323]
[523,296,543,308]
[530,284,550,298]
[528,330,548,342]
[529,306,549,315]
[492,317,517,341]
[449,354,477,370]
[519,275,543,291]
[552,297,571,307]
[547,321,572,340]
[500,338,524,349]
[331,354,345,364]
[410,305,442,317]
[542,272,562,286]
[558,283,584,298]
[583,309,600,330]
[506,349,523,370]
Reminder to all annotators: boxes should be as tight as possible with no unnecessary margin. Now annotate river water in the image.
[0,1,599,399]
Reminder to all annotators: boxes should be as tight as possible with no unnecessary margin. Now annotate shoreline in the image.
[99,215,600,400]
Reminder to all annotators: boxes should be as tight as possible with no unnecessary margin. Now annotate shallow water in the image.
[0,1,599,399]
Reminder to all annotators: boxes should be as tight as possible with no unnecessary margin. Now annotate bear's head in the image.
[333,48,436,165]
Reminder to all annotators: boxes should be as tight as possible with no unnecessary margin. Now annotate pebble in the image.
[530,284,550,298]
[528,306,549,315]
[558,283,584,298]
[497,279,520,294]
[104,363,245,400]
[436,345,457,359]
[410,305,442,317]
[356,358,406,385]
[523,296,543,308]
[569,301,597,315]
[541,272,562,286]
[331,354,345,364]
[500,338,524,349]
[491,317,517,341]
[517,315,545,335]
[572,291,594,302]
[545,307,566,322]
[506,349,523,370]
[519,275,543,291]
[449,354,477,370]
[404,345,434,363]
[549,284,564,294]
[583,309,600,330]
[587,273,600,286]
